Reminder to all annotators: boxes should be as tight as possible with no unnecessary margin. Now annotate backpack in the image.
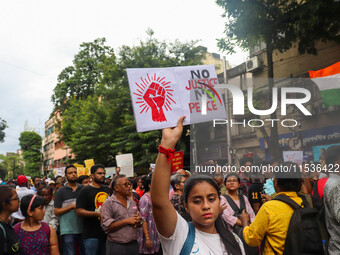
[272,194,324,255]
[223,194,245,235]
[223,194,245,217]
[0,223,7,253]
[179,222,195,255]
[223,194,259,255]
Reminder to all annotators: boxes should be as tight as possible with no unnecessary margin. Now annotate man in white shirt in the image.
[12,175,36,224]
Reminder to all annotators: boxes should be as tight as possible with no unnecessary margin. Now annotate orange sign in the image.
[171,151,183,174]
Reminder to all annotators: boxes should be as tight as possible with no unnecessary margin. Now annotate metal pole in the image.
[191,124,198,171]
[223,57,233,164]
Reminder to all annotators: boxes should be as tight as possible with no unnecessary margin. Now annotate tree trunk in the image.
[266,44,281,160]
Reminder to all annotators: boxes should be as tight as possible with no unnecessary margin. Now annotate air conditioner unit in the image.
[246,56,260,72]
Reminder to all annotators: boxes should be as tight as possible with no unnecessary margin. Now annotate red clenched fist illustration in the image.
[143,82,166,122]
[133,73,176,123]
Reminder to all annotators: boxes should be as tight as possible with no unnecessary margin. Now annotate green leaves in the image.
[55,34,204,167]
[52,38,118,112]
[216,0,340,55]
[19,131,42,177]
[0,118,8,143]
[0,154,24,180]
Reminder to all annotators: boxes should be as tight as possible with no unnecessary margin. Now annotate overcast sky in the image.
[0,0,248,154]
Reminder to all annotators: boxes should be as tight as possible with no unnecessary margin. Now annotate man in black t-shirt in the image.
[248,179,263,214]
[76,164,110,255]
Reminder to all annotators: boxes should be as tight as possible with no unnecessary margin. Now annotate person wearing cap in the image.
[48,180,56,190]
[11,175,35,225]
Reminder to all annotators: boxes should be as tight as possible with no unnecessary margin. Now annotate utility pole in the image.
[223,57,233,164]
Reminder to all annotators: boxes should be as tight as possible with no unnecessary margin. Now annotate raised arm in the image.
[151,116,185,238]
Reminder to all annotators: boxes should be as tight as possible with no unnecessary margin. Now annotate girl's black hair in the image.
[183,175,220,203]
[143,173,153,193]
[224,172,241,185]
[183,175,242,255]
[0,185,14,213]
[20,194,45,218]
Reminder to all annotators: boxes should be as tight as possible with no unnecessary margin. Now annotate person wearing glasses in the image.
[76,164,110,255]
[220,173,255,233]
[101,175,142,255]
[0,185,20,255]
[220,173,259,255]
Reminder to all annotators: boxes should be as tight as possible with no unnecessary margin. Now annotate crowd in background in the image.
[1,143,340,255]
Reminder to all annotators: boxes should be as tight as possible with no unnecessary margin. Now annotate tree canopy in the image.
[0,154,24,180]
[216,0,340,55]
[51,38,120,112]
[57,33,205,167]
[19,131,42,176]
[0,118,8,143]
[216,0,340,159]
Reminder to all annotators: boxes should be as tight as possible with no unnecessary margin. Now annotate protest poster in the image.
[105,167,116,177]
[127,65,226,132]
[283,151,303,165]
[76,166,86,176]
[171,151,183,173]
[116,153,134,177]
[84,159,95,175]
[74,163,86,176]
[56,167,65,177]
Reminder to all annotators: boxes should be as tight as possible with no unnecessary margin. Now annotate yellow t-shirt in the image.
[243,191,303,255]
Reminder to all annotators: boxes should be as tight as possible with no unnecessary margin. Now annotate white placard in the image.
[283,151,303,166]
[116,154,134,177]
[56,167,65,177]
[105,167,116,178]
[127,65,227,132]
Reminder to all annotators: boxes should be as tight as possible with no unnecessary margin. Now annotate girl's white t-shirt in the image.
[158,212,245,255]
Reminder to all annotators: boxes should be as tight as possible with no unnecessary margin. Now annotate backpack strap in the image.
[0,223,7,252]
[273,194,301,209]
[180,222,195,255]
[238,194,246,211]
[223,194,242,214]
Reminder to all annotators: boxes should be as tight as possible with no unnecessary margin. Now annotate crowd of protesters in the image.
[1,119,340,254]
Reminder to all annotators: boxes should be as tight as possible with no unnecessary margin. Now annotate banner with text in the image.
[283,151,303,166]
[127,65,226,132]
[171,151,183,173]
